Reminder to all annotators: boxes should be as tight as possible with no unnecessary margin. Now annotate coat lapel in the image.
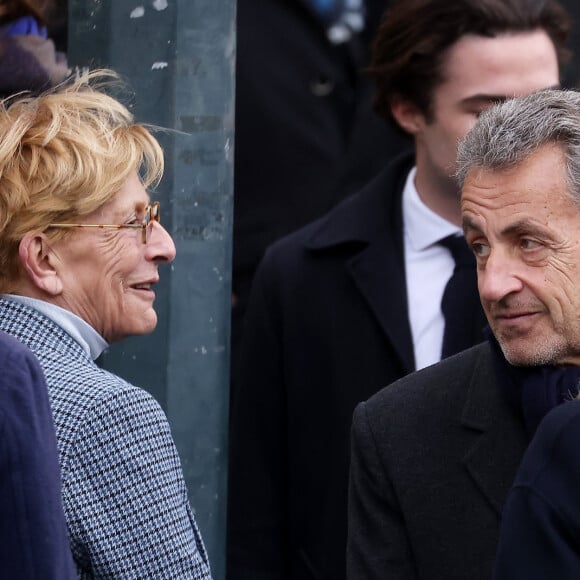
[305,153,416,374]
[460,344,527,515]
[347,229,415,373]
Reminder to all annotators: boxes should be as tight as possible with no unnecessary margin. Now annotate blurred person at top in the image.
[0,0,68,98]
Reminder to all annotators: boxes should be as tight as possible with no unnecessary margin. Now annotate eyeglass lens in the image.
[144,202,160,243]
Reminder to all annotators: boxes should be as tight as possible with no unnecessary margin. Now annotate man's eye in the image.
[520,238,542,251]
[471,242,490,257]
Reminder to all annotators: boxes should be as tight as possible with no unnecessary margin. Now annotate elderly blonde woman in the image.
[0,71,212,579]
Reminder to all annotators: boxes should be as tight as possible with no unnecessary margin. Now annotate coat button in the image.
[310,77,334,97]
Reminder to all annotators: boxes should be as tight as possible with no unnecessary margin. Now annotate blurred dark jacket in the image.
[231,0,410,389]
[0,329,76,579]
[493,399,580,580]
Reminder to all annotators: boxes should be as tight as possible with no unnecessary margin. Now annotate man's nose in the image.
[477,248,523,302]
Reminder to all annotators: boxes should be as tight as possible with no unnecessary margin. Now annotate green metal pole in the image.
[68,2,235,578]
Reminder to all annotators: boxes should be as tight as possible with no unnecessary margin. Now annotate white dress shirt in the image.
[402,168,462,370]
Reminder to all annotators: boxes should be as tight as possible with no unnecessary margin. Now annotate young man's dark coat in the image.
[227,153,486,579]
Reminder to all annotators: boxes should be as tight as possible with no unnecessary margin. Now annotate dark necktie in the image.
[439,234,487,359]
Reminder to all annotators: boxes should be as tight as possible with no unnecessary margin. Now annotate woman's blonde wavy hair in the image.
[0,68,164,288]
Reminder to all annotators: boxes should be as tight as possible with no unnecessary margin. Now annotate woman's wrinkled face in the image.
[52,172,176,343]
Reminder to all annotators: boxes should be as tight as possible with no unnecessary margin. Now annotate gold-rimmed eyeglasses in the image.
[47,201,161,245]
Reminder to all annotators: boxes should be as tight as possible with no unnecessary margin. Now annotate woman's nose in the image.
[148,221,176,263]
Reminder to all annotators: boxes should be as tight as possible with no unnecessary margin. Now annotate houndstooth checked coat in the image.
[0,298,212,579]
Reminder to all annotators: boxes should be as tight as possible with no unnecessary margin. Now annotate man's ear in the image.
[18,233,63,296]
[390,96,425,136]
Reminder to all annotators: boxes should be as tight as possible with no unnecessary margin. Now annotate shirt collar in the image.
[402,167,462,251]
[2,294,108,360]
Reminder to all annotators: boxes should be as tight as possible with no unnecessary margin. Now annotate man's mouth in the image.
[492,310,542,332]
[496,311,537,319]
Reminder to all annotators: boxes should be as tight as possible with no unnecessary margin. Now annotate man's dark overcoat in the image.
[348,343,527,580]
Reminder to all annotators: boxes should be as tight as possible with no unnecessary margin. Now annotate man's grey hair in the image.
[456,89,580,203]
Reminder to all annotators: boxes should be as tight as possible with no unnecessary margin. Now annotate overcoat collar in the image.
[305,152,413,249]
[305,152,416,373]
